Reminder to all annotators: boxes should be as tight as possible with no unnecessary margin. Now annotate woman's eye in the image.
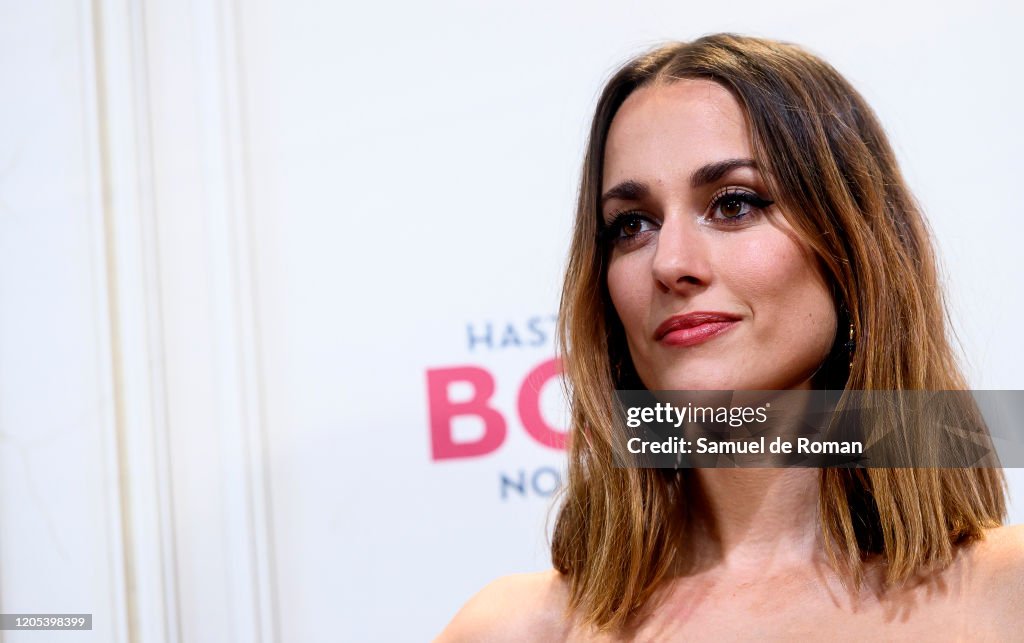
[601,211,657,246]
[717,197,748,219]
[620,214,648,236]
[709,190,774,223]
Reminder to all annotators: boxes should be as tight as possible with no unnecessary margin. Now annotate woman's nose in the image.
[651,216,712,295]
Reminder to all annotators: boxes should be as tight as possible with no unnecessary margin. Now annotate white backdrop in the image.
[1,0,1022,641]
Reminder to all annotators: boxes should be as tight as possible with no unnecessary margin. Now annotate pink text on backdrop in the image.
[427,357,566,460]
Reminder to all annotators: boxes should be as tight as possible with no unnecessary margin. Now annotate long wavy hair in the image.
[552,33,1006,632]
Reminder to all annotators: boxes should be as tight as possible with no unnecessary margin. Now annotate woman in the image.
[437,34,1023,641]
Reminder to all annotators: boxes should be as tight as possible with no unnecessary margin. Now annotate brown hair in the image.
[552,33,1006,632]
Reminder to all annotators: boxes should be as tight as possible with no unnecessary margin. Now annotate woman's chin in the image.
[644,363,813,392]
[642,366,745,391]
[649,377,740,391]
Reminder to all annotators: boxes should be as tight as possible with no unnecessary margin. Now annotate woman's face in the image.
[602,79,837,391]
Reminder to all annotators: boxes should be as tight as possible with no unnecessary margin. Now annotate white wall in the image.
[1,0,1021,641]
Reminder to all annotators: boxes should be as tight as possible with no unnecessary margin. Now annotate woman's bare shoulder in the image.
[962,525,1024,630]
[967,524,1024,580]
[433,569,573,643]
[977,523,1024,566]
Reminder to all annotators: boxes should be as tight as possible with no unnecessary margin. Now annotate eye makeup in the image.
[599,187,775,248]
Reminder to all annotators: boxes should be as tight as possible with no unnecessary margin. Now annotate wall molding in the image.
[89,0,181,640]
[88,0,278,640]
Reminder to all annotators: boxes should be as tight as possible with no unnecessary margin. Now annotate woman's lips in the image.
[654,312,741,347]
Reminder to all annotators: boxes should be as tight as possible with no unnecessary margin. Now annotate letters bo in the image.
[426,358,565,460]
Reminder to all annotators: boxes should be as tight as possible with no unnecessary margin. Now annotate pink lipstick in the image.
[654,312,740,347]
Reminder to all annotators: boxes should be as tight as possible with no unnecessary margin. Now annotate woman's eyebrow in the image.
[601,159,759,207]
[689,158,758,189]
[600,180,648,207]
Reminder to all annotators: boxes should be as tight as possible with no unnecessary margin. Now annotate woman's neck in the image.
[689,468,824,573]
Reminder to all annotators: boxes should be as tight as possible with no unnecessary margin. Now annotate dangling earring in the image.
[844,320,855,370]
